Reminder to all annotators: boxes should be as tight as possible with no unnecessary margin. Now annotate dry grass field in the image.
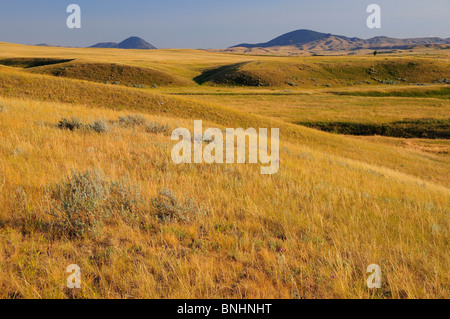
[0,42,448,299]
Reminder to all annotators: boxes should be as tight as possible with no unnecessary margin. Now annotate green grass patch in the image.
[298,118,450,139]
[331,87,450,99]
[0,58,74,68]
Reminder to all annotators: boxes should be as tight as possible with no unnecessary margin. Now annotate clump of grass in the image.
[0,102,6,113]
[11,147,25,156]
[151,188,204,223]
[45,168,142,237]
[119,114,171,135]
[14,185,29,211]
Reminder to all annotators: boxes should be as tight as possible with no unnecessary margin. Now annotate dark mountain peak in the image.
[118,36,157,49]
[90,37,157,50]
[232,29,332,48]
[275,29,331,41]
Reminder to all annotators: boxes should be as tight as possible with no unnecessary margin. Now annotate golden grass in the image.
[0,97,448,298]
[1,66,448,186]
[184,93,450,124]
[0,43,449,299]
[32,61,191,87]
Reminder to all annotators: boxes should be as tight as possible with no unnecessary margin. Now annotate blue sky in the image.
[0,0,449,48]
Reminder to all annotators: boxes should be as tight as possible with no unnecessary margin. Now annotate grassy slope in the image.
[184,93,450,124]
[195,57,450,87]
[0,66,448,186]
[31,61,192,87]
[0,96,448,299]
[0,43,448,298]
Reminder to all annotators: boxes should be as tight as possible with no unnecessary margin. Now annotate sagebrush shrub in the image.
[58,117,84,131]
[118,114,147,127]
[145,122,170,135]
[89,119,109,133]
[46,168,142,237]
[118,114,170,135]
[57,117,109,134]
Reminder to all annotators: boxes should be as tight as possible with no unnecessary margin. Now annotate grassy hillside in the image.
[185,93,450,124]
[195,58,450,88]
[33,62,191,87]
[181,88,450,140]
[0,42,448,299]
[0,66,448,186]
